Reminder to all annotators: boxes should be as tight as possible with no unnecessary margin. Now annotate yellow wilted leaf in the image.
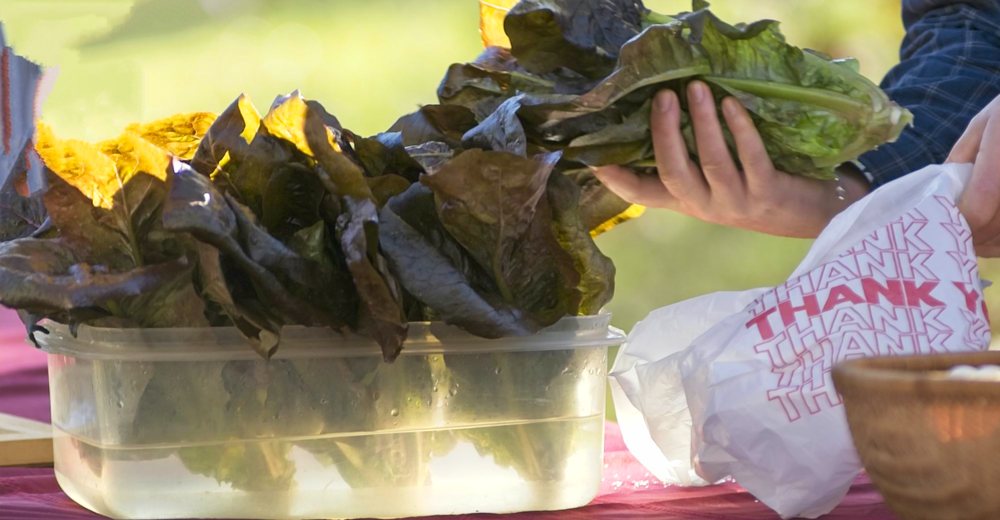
[261,93,353,171]
[99,131,172,184]
[590,204,646,237]
[127,112,216,160]
[261,93,314,157]
[35,122,119,209]
[191,95,261,177]
[479,0,515,48]
[230,94,262,145]
[35,123,171,209]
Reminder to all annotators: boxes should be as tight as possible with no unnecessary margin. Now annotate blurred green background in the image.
[3,0,999,344]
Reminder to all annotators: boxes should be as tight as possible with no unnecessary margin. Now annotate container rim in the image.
[34,314,626,361]
[832,351,1000,398]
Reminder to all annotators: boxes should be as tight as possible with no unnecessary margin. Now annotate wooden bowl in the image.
[833,352,1000,520]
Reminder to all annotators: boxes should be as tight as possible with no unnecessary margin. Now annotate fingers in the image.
[977,243,1000,257]
[687,81,742,191]
[948,112,987,164]
[592,165,676,208]
[720,97,776,191]
[962,111,1000,245]
[975,107,1000,184]
[649,89,707,204]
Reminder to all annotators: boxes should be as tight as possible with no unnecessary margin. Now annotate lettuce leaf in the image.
[445,1,912,180]
[379,183,532,337]
[505,0,647,78]
[422,150,581,328]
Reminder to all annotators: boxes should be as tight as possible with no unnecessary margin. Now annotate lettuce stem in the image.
[643,11,675,26]
[704,76,869,116]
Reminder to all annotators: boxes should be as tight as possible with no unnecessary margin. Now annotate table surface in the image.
[0,309,898,520]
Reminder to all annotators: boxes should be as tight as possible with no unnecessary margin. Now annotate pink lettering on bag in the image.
[746,206,988,424]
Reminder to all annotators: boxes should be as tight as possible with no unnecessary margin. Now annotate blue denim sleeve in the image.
[857,0,1000,187]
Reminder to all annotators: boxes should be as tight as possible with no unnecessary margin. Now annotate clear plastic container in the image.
[37,315,624,519]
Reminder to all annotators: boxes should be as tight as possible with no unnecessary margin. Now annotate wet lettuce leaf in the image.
[505,0,647,78]
[562,100,653,166]
[191,94,261,176]
[447,0,911,180]
[436,46,589,121]
[133,362,297,501]
[445,349,584,483]
[223,112,298,216]
[422,150,581,328]
[0,189,47,242]
[687,10,912,175]
[175,92,411,359]
[547,172,614,314]
[162,161,351,337]
[403,141,454,172]
[194,241,281,355]
[388,104,478,148]
[526,25,708,125]
[379,184,531,337]
[111,262,209,328]
[36,127,175,267]
[366,174,412,207]
[300,101,408,360]
[345,131,424,183]
[563,168,645,236]
[127,112,216,161]
[28,124,208,330]
[461,95,529,156]
[336,196,407,361]
[0,238,188,322]
[260,162,326,241]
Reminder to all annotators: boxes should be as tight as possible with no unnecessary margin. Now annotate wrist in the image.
[787,165,871,239]
[808,163,870,234]
[832,163,871,211]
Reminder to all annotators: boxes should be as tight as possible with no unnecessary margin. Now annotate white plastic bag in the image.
[611,163,991,519]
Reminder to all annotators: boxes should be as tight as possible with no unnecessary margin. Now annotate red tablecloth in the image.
[0,309,898,520]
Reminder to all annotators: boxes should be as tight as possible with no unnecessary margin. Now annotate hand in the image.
[593,81,869,239]
[950,95,1000,257]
